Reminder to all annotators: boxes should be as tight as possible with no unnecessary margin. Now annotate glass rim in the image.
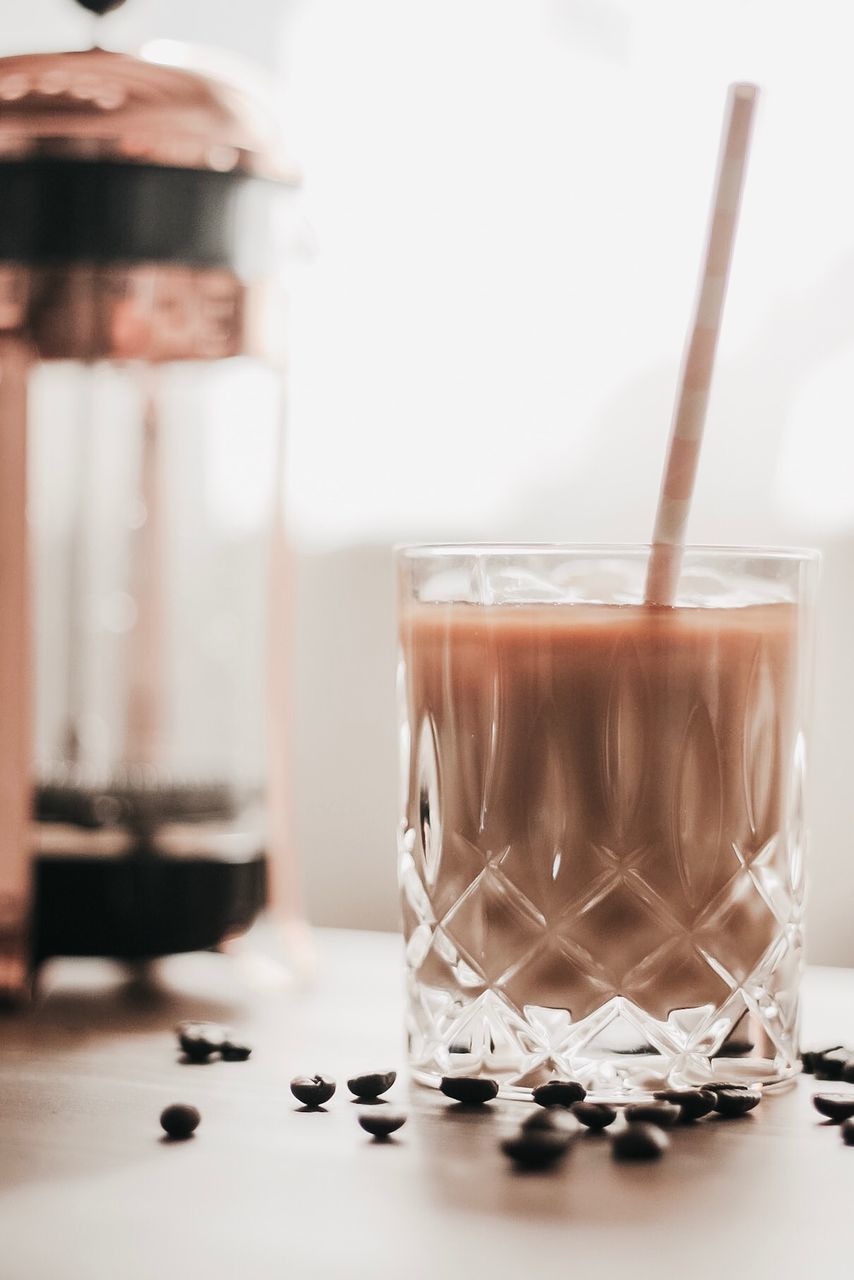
[395,541,820,564]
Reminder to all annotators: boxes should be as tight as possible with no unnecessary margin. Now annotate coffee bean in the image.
[179,1047,216,1064]
[159,1103,200,1140]
[842,1118,854,1146]
[74,0,128,16]
[810,1045,844,1061]
[531,1080,586,1108]
[358,1112,406,1139]
[653,1088,717,1122]
[801,1051,816,1074]
[176,1022,227,1061]
[176,1021,227,1047]
[521,1108,581,1137]
[612,1122,669,1161]
[814,1049,849,1081]
[501,1131,571,1170]
[812,1093,854,1123]
[220,1041,252,1062]
[712,1088,762,1117]
[290,1075,336,1107]
[842,1061,854,1084]
[568,1100,616,1130]
[716,1038,753,1057]
[347,1071,397,1099]
[623,1101,681,1129]
[440,1076,499,1104]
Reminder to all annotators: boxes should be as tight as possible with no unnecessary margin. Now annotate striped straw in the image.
[644,82,759,606]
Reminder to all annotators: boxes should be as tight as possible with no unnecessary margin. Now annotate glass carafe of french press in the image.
[0,11,300,998]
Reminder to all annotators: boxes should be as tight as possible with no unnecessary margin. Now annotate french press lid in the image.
[0,0,298,269]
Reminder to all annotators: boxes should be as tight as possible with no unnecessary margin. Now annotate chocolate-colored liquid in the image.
[400,601,800,1080]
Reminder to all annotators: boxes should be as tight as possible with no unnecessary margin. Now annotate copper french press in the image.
[0,0,301,998]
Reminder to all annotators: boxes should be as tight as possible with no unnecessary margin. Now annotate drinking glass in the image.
[397,545,818,1098]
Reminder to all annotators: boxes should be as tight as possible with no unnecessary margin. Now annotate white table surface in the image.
[1,928,853,1280]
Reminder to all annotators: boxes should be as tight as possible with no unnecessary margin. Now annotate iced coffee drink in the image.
[397,547,816,1097]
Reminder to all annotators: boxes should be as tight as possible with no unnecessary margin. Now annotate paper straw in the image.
[644,82,759,605]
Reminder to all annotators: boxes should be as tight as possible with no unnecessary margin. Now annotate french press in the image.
[0,0,300,998]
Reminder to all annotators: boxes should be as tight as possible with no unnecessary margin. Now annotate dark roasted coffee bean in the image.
[623,1101,681,1129]
[176,1022,227,1061]
[612,1122,669,1161]
[348,1070,397,1099]
[814,1049,849,1081]
[842,1061,854,1084]
[571,1101,617,1130]
[531,1080,586,1108]
[716,1038,753,1058]
[159,1103,200,1139]
[358,1111,406,1139]
[440,1076,499,1104]
[811,1045,844,1061]
[812,1093,854,1123]
[220,1041,252,1062]
[801,1051,816,1074]
[290,1074,336,1106]
[74,0,128,15]
[653,1088,717,1122]
[842,1117,854,1146]
[522,1108,581,1137]
[180,1046,216,1064]
[712,1087,762,1117]
[501,1131,571,1170]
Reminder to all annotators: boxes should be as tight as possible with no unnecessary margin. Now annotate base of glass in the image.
[406,968,803,1102]
[412,1056,799,1103]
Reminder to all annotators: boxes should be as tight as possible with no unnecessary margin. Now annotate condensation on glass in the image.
[397,546,818,1099]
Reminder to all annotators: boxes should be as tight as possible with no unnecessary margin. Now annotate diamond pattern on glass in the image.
[400,603,804,1096]
[672,701,723,910]
[439,851,546,986]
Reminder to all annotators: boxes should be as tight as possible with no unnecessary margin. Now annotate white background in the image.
[5,0,854,961]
